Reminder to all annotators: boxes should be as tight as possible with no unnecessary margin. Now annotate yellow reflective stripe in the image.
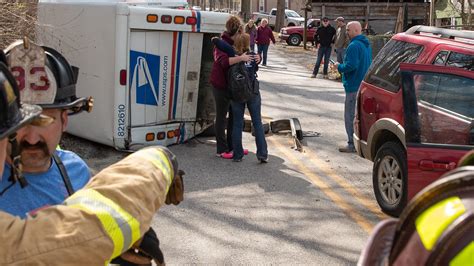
[67,203,124,259]
[416,197,466,251]
[135,148,173,193]
[64,189,141,260]
[450,241,474,266]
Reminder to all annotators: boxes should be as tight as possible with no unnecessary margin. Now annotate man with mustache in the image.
[0,48,185,263]
[0,44,93,218]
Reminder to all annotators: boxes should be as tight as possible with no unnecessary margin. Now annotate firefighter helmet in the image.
[0,51,42,140]
[358,152,474,266]
[4,41,93,115]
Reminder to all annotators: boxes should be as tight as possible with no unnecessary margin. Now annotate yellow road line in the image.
[268,137,375,234]
[303,149,387,220]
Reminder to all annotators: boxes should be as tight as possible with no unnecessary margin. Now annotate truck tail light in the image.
[161,15,172,24]
[120,69,126,86]
[174,16,185,24]
[186,17,197,25]
[167,130,175,138]
[147,14,158,23]
[146,133,155,141]
[157,132,166,140]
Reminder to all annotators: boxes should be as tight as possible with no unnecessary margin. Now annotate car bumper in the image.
[278,34,289,41]
[353,133,369,160]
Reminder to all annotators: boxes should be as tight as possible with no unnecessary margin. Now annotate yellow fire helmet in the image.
[359,152,474,266]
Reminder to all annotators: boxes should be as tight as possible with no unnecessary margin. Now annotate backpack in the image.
[227,61,253,103]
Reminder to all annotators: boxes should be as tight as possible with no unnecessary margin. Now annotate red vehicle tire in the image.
[372,141,407,217]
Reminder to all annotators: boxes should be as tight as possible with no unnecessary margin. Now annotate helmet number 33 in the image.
[7,41,57,104]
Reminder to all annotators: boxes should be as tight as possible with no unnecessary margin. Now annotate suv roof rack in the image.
[405,25,474,40]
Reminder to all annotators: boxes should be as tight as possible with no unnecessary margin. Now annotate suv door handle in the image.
[419,160,457,171]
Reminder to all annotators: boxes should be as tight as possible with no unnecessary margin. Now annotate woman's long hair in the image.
[245,20,256,33]
[233,33,250,55]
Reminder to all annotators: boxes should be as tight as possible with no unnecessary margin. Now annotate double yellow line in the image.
[268,137,386,234]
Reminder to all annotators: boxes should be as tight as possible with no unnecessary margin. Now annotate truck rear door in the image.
[130,30,203,124]
[128,29,203,144]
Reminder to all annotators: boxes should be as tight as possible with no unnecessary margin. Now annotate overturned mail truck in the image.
[36,0,229,150]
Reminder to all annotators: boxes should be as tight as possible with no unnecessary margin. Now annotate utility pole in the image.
[430,0,436,26]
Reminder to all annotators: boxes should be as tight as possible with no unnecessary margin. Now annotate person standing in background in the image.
[256,19,275,66]
[311,17,336,79]
[245,19,258,52]
[333,21,372,153]
[334,17,349,64]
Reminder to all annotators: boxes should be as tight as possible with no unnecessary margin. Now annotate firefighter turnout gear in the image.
[358,153,474,266]
[0,146,177,264]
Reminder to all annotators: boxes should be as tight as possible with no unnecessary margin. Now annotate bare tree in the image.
[241,0,251,21]
[0,1,38,48]
[467,0,473,27]
[274,0,285,32]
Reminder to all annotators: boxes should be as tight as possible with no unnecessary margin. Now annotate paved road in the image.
[150,46,388,265]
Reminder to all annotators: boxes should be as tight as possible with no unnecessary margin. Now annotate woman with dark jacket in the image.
[209,16,250,158]
[212,34,268,163]
[256,18,275,66]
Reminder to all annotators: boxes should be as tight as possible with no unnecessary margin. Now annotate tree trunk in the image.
[467,0,473,28]
[275,0,285,32]
[241,0,251,21]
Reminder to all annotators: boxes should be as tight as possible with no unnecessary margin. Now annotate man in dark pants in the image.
[311,17,336,79]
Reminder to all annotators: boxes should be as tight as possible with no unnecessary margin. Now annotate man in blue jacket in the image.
[333,21,372,153]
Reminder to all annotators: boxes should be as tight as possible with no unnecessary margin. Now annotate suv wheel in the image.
[288,34,301,46]
[372,141,407,217]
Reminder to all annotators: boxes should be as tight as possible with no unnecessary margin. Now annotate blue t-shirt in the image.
[0,150,91,218]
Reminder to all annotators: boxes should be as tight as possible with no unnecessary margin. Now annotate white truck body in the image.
[37,0,229,150]
[252,9,304,28]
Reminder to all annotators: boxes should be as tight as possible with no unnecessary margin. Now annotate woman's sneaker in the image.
[233,157,243,162]
[243,149,249,155]
[258,157,268,163]
[221,152,234,159]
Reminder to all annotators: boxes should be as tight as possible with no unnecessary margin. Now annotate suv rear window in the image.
[433,51,474,71]
[365,40,423,92]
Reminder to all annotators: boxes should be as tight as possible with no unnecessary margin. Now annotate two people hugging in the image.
[210,16,268,163]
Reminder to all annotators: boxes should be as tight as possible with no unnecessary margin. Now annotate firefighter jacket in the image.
[0,147,174,265]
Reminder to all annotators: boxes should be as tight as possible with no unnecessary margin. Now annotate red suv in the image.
[354,26,474,216]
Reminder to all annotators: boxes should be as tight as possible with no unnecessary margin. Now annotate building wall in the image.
[311,2,429,34]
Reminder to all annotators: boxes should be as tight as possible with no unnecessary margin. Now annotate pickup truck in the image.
[252,9,305,29]
[278,19,320,46]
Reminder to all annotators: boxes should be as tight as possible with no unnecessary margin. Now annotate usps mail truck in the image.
[36,0,229,150]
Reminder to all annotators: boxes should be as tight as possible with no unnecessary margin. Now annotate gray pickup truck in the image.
[252,9,304,29]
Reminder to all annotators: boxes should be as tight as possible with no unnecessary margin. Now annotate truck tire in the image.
[287,23,295,27]
[288,34,301,46]
[372,141,407,217]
